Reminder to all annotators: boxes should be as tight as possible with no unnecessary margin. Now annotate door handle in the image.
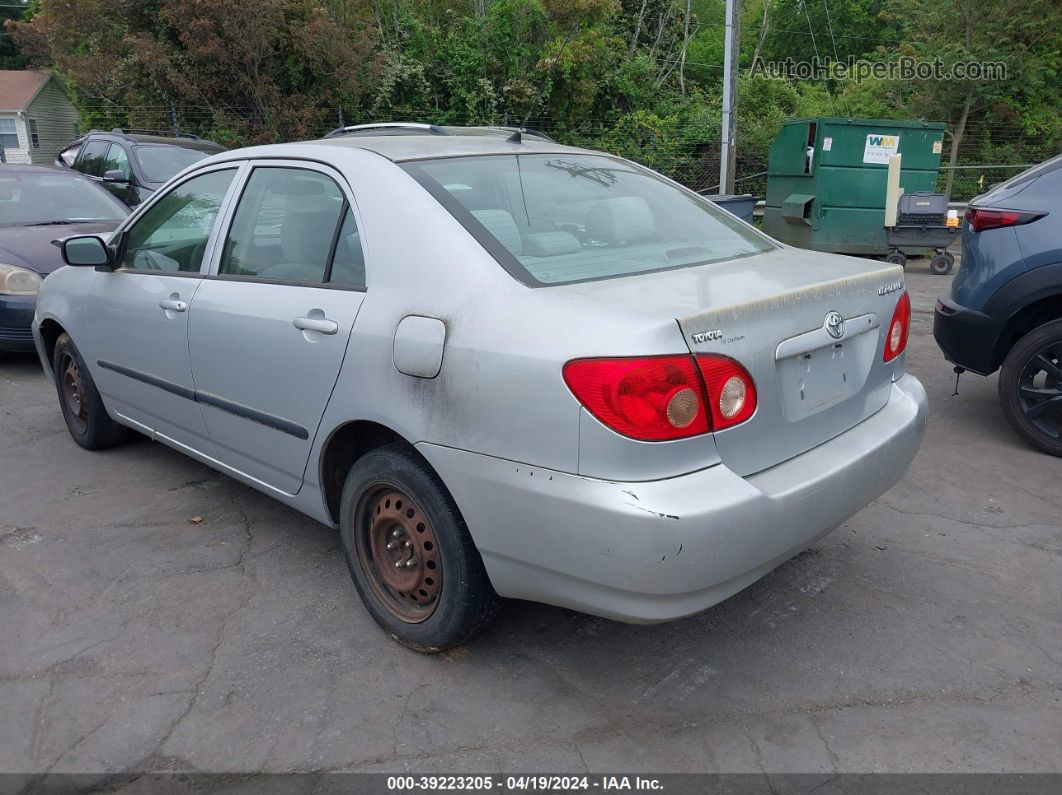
[293,316,338,335]
[158,298,187,312]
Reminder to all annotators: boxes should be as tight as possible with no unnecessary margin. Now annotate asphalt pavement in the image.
[1,264,1059,780]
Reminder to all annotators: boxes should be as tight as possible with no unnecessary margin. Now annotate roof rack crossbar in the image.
[109,127,202,141]
[324,122,450,139]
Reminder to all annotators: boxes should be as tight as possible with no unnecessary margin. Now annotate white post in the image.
[884,153,903,227]
[720,0,741,194]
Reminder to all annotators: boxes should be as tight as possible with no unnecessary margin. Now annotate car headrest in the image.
[522,231,581,258]
[585,196,655,245]
[471,209,522,256]
[280,198,340,269]
[270,174,327,196]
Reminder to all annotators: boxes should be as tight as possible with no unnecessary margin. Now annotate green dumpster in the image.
[761,118,946,256]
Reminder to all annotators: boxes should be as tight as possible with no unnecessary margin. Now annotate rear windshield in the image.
[404,154,774,286]
[135,145,221,183]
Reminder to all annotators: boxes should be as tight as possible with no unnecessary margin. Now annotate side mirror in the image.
[62,235,112,268]
[102,169,128,184]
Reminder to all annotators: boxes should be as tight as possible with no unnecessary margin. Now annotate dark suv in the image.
[933,154,1062,456]
[55,129,226,207]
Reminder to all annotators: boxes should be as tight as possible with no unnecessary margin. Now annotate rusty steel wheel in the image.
[59,352,89,435]
[339,443,500,651]
[354,486,443,622]
[51,333,128,450]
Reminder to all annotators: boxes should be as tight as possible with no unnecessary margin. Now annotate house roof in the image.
[0,71,52,111]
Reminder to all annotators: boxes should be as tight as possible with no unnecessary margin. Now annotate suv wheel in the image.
[339,443,500,652]
[998,319,1062,456]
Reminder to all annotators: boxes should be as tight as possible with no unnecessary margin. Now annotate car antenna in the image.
[507,129,522,144]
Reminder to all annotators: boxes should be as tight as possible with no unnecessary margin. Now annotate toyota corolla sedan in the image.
[33,130,927,651]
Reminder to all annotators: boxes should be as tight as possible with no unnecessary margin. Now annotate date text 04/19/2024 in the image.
[386,776,664,791]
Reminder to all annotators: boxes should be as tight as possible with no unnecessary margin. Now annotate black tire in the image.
[339,442,500,652]
[930,254,953,275]
[998,319,1062,457]
[52,333,128,450]
[885,251,907,268]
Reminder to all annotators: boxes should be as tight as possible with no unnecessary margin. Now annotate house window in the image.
[28,120,40,148]
[0,118,19,149]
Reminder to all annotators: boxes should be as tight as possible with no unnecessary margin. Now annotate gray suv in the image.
[56,129,226,207]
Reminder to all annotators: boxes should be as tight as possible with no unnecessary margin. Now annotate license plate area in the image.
[778,342,854,417]
[775,321,878,421]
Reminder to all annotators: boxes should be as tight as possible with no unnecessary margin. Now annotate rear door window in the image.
[75,140,109,177]
[327,208,366,289]
[219,166,359,285]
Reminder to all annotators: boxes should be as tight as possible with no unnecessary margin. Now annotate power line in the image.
[820,0,851,115]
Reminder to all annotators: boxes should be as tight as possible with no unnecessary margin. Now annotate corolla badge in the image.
[825,311,845,339]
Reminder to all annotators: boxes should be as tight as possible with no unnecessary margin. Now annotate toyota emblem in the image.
[825,311,845,339]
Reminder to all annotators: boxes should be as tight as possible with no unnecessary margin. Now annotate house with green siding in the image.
[0,71,79,165]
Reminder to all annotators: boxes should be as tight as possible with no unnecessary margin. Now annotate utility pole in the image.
[720,0,741,194]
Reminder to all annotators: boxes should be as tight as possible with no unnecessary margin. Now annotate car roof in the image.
[322,134,590,162]
[125,135,225,152]
[82,130,225,152]
[218,134,597,164]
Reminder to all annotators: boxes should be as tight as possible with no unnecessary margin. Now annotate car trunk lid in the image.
[552,247,907,476]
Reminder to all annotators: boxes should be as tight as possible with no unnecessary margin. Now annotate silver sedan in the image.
[33,129,927,651]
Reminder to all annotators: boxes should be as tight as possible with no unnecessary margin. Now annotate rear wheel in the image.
[339,443,499,651]
[52,333,128,450]
[998,319,1062,457]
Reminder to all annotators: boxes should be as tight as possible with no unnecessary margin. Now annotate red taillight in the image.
[562,354,756,441]
[965,207,1043,232]
[883,291,911,362]
[695,354,758,430]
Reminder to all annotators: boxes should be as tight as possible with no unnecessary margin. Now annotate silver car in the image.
[33,129,928,651]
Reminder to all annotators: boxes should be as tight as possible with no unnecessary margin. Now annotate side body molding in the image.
[393,315,446,378]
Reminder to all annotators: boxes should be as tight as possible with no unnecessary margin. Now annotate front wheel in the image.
[339,443,500,651]
[52,333,128,450]
[998,319,1062,456]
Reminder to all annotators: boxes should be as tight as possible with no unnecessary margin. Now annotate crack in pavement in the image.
[809,714,841,773]
[135,504,260,769]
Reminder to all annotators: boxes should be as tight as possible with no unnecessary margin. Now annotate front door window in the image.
[118,168,236,273]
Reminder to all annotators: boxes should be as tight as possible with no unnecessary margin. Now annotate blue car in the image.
[0,165,129,353]
[934,154,1062,456]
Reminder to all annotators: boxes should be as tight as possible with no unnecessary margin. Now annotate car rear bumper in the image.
[418,373,928,623]
[933,295,1001,376]
[0,295,37,352]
